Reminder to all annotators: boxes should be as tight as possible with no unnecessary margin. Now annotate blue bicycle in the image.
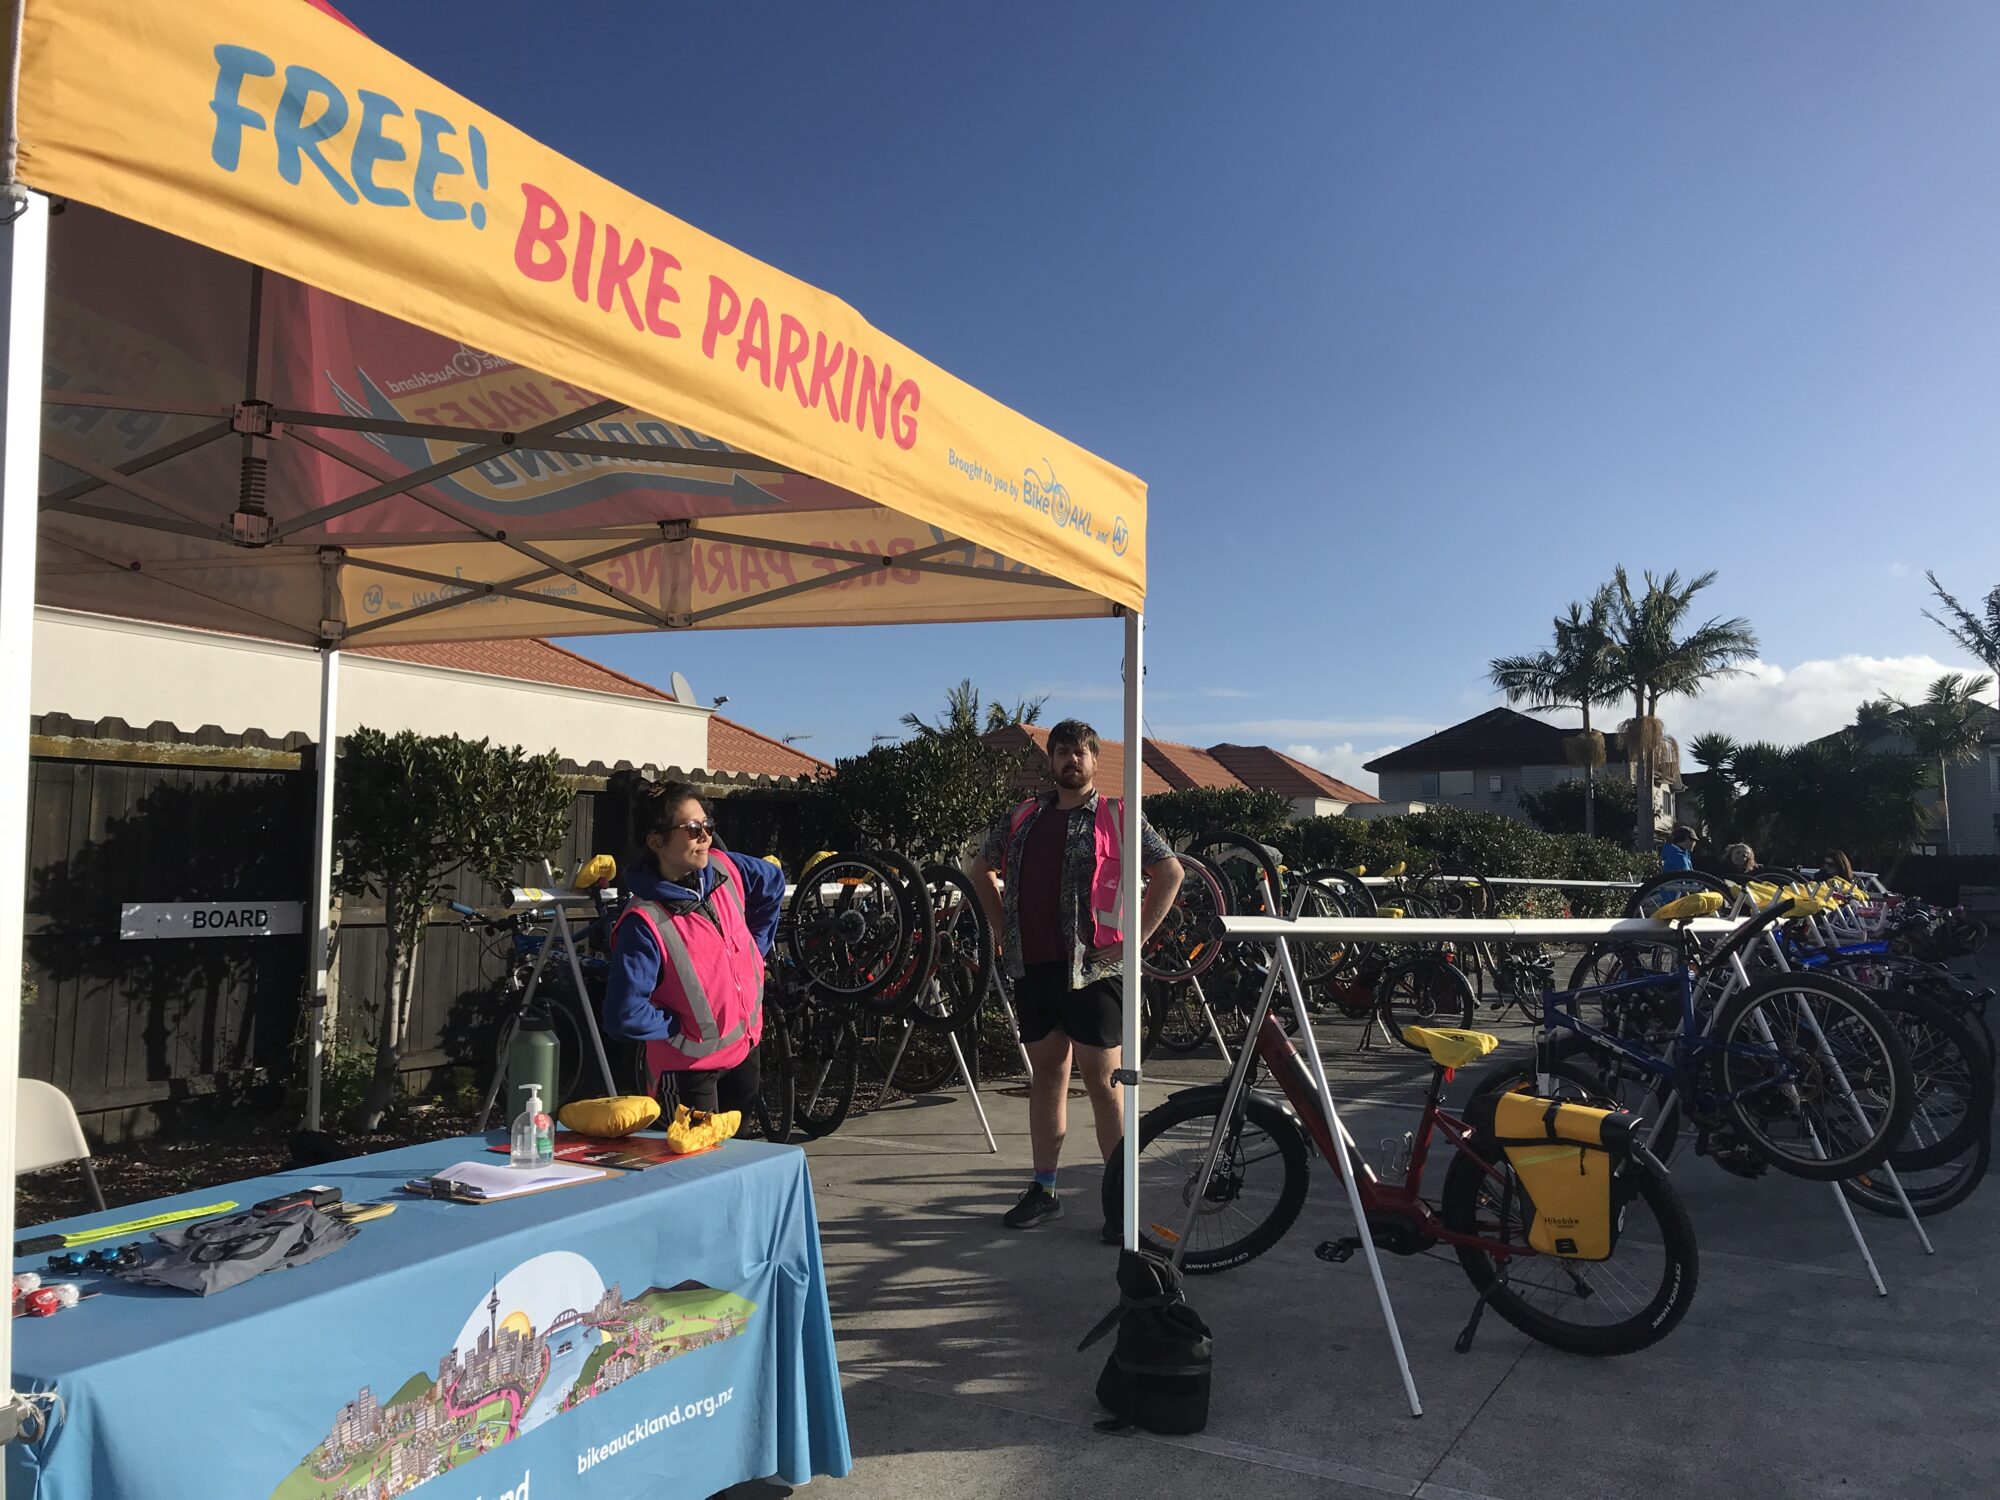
[1486,898,1916,1183]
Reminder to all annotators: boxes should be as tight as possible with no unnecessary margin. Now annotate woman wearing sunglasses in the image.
[602,780,785,1120]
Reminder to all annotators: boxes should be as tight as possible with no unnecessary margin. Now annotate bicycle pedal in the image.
[1315,1237,1361,1264]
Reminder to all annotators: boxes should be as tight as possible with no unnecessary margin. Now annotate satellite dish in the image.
[669,670,696,705]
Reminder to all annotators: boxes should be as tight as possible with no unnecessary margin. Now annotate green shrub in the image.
[1146,787,1291,848]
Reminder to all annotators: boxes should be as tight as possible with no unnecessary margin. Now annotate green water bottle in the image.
[507,1006,561,1117]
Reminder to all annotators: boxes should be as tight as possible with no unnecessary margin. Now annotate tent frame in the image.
[3,182,1149,1429]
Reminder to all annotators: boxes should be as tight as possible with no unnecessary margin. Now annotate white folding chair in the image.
[15,1078,108,1214]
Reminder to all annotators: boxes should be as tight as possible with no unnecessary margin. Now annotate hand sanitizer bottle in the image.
[510,1083,554,1168]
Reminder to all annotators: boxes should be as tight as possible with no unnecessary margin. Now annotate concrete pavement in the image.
[773,966,2000,1500]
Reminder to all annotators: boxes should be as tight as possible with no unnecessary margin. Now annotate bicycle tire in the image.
[1303,866,1377,918]
[910,864,993,1031]
[1441,1114,1698,1356]
[1381,956,1478,1049]
[750,994,795,1142]
[1865,988,1993,1171]
[1842,1128,1990,1219]
[863,848,938,1016]
[784,851,911,1002]
[1185,830,1284,919]
[1143,851,1228,983]
[791,1001,861,1139]
[1147,978,1213,1057]
[1711,973,1914,1182]
[1417,870,1495,921]
[1623,870,1735,919]
[1097,1088,1310,1273]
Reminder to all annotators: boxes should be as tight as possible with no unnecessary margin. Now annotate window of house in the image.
[1439,770,1474,797]
[1419,772,1440,798]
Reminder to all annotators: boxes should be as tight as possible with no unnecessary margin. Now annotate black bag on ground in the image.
[1078,1248,1212,1435]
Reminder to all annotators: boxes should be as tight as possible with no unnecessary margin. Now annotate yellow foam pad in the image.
[1402,1026,1501,1069]
[557,1094,662,1138]
[1650,891,1725,922]
[665,1102,741,1153]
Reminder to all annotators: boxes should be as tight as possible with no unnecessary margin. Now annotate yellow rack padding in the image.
[1650,891,1725,921]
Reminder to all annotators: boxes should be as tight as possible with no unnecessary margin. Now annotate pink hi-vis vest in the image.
[614,859,764,1076]
[1008,796,1128,948]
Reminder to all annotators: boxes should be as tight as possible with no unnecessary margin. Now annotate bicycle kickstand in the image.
[1454,1277,1503,1355]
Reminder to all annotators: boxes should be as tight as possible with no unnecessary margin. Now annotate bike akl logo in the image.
[1022,460,1091,537]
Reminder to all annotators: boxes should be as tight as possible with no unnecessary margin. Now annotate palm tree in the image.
[1685,731,1738,842]
[1608,568,1759,851]
[1853,696,1902,740]
[900,678,1048,737]
[1489,587,1621,837]
[1924,573,2000,697]
[1894,672,1994,854]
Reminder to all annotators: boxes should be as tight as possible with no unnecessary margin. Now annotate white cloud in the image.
[1653,654,1987,747]
[1162,716,1444,741]
[1280,742,1402,794]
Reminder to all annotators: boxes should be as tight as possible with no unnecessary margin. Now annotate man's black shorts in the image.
[1012,962,1123,1050]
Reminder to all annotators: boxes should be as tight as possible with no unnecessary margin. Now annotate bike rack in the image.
[873,1000,999,1155]
[1172,882,1426,1419]
[476,865,621,1130]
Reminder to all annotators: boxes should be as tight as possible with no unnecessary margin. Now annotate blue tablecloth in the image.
[8,1136,850,1499]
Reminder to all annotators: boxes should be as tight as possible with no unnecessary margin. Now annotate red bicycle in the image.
[1101,1005,1700,1355]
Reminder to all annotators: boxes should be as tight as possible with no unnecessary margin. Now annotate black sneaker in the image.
[1003,1183,1062,1228]
[1100,1219,1123,1246]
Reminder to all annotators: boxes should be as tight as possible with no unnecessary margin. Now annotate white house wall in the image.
[30,609,711,770]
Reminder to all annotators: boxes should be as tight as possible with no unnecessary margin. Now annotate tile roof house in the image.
[983,726,1382,820]
[1811,702,2000,856]
[1203,743,1381,820]
[350,638,831,782]
[29,609,829,784]
[1363,706,1650,828]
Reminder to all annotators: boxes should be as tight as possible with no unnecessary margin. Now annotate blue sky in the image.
[340,1,1999,783]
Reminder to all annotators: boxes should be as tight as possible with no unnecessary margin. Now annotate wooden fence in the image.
[21,714,791,1141]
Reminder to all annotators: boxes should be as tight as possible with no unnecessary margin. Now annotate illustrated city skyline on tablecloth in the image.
[270,1250,757,1500]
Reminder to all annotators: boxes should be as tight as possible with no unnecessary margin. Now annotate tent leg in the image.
[0,189,52,1442]
[303,647,340,1133]
[1119,611,1144,1252]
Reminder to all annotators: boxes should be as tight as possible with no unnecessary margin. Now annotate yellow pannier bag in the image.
[1465,1090,1639,1261]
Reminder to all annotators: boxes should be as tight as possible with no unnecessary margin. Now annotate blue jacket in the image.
[1660,842,1694,872]
[601,852,786,1043]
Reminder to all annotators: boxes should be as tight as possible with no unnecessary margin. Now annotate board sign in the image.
[119,902,305,940]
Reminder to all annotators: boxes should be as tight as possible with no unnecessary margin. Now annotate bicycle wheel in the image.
[1143,852,1228,982]
[1624,870,1735,918]
[1097,1089,1310,1273]
[1441,1117,1698,1356]
[791,997,861,1139]
[1842,1129,1990,1219]
[1146,977,1213,1057]
[1417,870,1495,921]
[1381,957,1478,1049]
[1867,988,1993,1170]
[911,864,993,1031]
[749,996,795,1142]
[868,1014,963,1096]
[863,848,938,1016]
[1709,973,1914,1181]
[1303,866,1376,919]
[1185,830,1284,919]
[784,852,911,1002]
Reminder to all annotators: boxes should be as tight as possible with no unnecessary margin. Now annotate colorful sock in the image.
[1033,1170,1058,1191]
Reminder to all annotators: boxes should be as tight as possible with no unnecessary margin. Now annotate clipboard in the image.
[404,1159,612,1203]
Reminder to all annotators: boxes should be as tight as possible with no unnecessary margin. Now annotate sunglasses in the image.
[669,819,717,838]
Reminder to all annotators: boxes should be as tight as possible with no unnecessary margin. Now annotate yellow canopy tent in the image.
[0,0,1151,1410]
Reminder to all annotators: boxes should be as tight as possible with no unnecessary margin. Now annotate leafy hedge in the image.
[1268,808,1653,915]
[1143,787,1291,847]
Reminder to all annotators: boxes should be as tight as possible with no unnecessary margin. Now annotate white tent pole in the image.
[1119,610,1143,1250]
[303,647,340,1133]
[1,188,51,1441]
